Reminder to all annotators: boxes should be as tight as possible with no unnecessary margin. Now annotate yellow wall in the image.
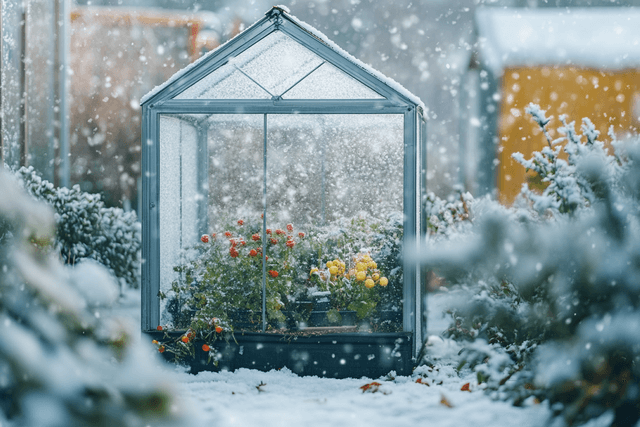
[497,66,640,205]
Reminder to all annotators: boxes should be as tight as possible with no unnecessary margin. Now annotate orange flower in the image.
[201,234,209,243]
[181,335,189,343]
[202,344,210,352]
[215,326,223,333]
[152,340,159,344]
[286,223,294,232]
[237,219,244,226]
[224,231,232,238]
[156,325,163,331]
[268,270,279,278]
[461,383,471,392]
[240,240,246,246]
[298,232,305,238]
[158,345,165,353]
[252,233,261,241]
[249,249,258,257]
[286,240,295,248]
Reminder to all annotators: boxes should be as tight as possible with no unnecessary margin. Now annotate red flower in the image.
[230,239,237,247]
[298,232,305,238]
[237,219,244,226]
[181,335,189,343]
[268,270,279,278]
[249,249,258,257]
[275,229,285,235]
[230,247,239,258]
[224,231,232,238]
[156,325,163,331]
[202,344,210,352]
[211,233,217,239]
[158,345,165,353]
[252,233,261,241]
[266,228,272,235]
[286,240,295,248]
[286,223,294,232]
[201,234,210,243]
[215,326,223,333]
[270,238,278,245]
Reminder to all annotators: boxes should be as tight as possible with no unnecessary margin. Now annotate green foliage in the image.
[10,166,141,288]
[0,169,186,427]
[157,214,404,363]
[425,107,640,426]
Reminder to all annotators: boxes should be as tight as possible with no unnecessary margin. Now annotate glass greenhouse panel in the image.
[175,68,271,100]
[159,114,209,325]
[282,63,384,100]
[159,114,264,328]
[266,114,404,332]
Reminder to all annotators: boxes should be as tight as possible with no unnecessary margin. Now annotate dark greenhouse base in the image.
[147,330,414,379]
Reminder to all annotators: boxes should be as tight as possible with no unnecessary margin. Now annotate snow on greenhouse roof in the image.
[141,6,424,110]
[476,7,640,75]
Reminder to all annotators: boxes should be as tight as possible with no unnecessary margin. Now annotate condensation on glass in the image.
[175,31,384,100]
[158,113,403,331]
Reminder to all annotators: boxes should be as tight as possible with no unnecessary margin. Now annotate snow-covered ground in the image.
[109,289,608,427]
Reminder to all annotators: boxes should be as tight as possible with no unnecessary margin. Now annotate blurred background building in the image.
[2,0,640,211]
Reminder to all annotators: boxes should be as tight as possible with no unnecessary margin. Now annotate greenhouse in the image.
[141,6,427,377]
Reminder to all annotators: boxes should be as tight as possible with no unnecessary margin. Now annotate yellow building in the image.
[465,8,640,205]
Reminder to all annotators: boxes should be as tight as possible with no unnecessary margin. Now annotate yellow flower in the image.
[356,262,367,272]
[310,267,319,274]
[362,254,371,262]
[326,260,334,268]
[364,278,375,289]
[356,271,366,281]
[372,272,380,281]
[348,268,357,278]
[367,261,377,269]
[329,266,339,276]
[379,277,388,287]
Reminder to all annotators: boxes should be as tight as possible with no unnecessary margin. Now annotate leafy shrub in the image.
[423,106,640,426]
[10,166,141,289]
[156,214,404,363]
[0,169,187,427]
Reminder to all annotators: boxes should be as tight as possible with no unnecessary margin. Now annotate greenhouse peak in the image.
[140,6,424,111]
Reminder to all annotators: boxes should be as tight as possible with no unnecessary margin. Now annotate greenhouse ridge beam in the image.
[149,100,410,115]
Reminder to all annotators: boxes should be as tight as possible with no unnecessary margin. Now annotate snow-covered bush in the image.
[0,169,188,426]
[424,187,473,238]
[11,166,141,289]
[423,106,640,426]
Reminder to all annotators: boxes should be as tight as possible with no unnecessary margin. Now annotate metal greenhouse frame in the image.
[141,6,427,376]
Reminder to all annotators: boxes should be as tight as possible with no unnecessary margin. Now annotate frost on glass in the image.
[175,68,270,100]
[206,115,264,228]
[159,115,206,324]
[267,115,403,225]
[175,31,326,100]
[159,113,404,334]
[283,62,384,100]
[237,31,324,97]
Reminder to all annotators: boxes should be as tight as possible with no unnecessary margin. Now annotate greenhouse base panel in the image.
[147,331,414,379]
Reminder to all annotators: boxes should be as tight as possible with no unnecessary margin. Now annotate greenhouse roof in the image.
[476,7,640,75]
[141,6,424,111]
